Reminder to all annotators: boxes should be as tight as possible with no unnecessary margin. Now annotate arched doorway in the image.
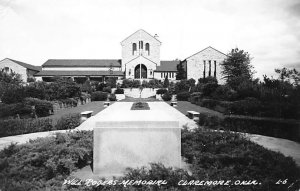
[134,64,147,79]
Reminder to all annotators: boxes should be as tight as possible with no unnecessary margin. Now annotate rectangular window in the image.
[161,72,163,78]
[214,61,217,77]
[203,60,206,78]
[209,60,211,76]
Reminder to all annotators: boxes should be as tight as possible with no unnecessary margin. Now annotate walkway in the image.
[76,101,198,131]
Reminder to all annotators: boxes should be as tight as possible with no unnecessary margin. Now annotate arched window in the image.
[132,43,137,55]
[146,43,150,55]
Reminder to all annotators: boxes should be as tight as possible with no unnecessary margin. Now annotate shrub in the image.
[24,97,53,117]
[108,94,117,101]
[176,91,190,101]
[202,83,219,97]
[0,103,32,119]
[54,113,81,130]
[114,88,124,94]
[222,116,300,142]
[199,98,219,109]
[106,77,117,88]
[229,97,261,115]
[162,92,172,101]
[91,91,108,101]
[0,113,81,137]
[0,131,93,190]
[1,85,25,104]
[156,88,168,94]
[198,112,223,128]
[103,86,112,93]
[24,85,46,100]
[175,80,190,93]
[212,85,238,101]
[181,127,300,191]
[0,118,53,137]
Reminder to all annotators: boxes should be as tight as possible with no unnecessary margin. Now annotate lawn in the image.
[166,101,224,118]
[48,101,114,123]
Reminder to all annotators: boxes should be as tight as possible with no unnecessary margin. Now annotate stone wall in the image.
[121,30,161,72]
[186,47,227,84]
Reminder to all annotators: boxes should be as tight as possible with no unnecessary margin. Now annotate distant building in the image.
[3,29,226,83]
[181,46,228,84]
[0,58,41,82]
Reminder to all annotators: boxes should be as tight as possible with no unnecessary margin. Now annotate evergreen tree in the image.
[176,62,186,80]
[221,48,255,89]
[163,75,169,88]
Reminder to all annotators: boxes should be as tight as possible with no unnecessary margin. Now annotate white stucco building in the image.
[0,58,41,82]
[3,29,227,84]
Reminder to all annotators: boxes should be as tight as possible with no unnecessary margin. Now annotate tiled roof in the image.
[155,60,179,72]
[42,59,122,67]
[7,58,41,71]
[34,70,124,77]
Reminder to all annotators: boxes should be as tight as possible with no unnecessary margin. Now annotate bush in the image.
[176,91,190,101]
[1,85,25,104]
[108,94,117,101]
[162,92,172,101]
[54,113,81,130]
[201,83,219,97]
[212,85,238,101]
[24,98,53,117]
[0,103,32,119]
[114,88,124,94]
[199,98,219,109]
[103,86,112,93]
[181,127,300,191]
[0,113,81,137]
[156,88,168,94]
[0,118,53,137]
[222,116,300,142]
[198,112,223,128]
[91,91,108,101]
[0,131,93,190]
[229,97,261,115]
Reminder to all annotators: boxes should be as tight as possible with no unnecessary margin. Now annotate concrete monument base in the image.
[93,102,181,177]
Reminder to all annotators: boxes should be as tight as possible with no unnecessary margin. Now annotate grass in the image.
[166,101,224,118]
[47,101,114,124]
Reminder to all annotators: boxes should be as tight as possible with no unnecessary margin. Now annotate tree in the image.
[275,67,300,86]
[176,62,186,80]
[163,75,169,88]
[221,48,255,89]
[0,70,23,100]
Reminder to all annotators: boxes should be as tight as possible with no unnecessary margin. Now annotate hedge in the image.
[91,91,108,101]
[0,113,81,137]
[176,91,190,101]
[156,88,168,95]
[198,112,300,142]
[0,103,32,119]
[54,113,81,130]
[114,88,124,94]
[24,97,53,117]
[222,116,300,142]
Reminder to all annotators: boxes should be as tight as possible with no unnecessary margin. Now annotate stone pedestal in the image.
[93,102,181,177]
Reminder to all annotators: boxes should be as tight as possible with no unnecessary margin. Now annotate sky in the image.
[0,0,299,79]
